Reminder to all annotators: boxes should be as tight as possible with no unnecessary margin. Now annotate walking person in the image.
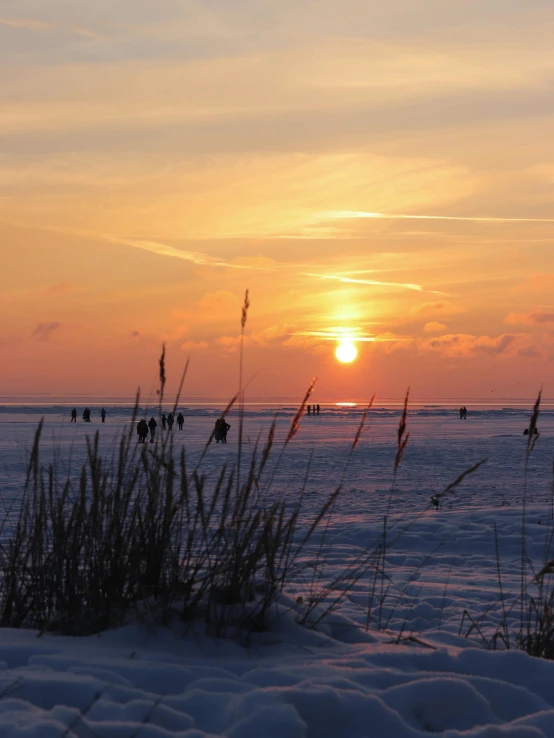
[177,412,184,430]
[221,419,231,443]
[71,408,77,423]
[139,418,148,443]
[101,408,106,423]
[148,416,157,443]
[167,412,174,430]
[161,413,167,430]
[214,418,222,443]
[316,404,320,416]
[307,405,311,415]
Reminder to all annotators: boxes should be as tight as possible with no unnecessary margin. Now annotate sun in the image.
[335,340,358,364]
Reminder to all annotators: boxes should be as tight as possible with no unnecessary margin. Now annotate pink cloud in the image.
[32,322,61,341]
[518,346,542,359]
[506,310,554,325]
[421,333,519,358]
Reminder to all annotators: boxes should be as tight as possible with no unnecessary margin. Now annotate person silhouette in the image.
[167,412,174,430]
[148,416,157,443]
[101,408,106,423]
[177,412,184,430]
[138,418,148,443]
[307,405,311,415]
[71,408,77,423]
[161,414,167,430]
[221,419,231,443]
[316,404,320,416]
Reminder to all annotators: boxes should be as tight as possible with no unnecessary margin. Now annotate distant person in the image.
[214,418,223,443]
[136,419,144,443]
[220,419,231,443]
[138,418,148,443]
[161,413,167,430]
[462,406,467,420]
[177,412,184,430]
[101,408,106,423]
[167,412,174,430]
[316,404,320,416]
[71,408,77,423]
[307,405,311,415]
[82,408,91,422]
[148,416,157,443]
[459,407,464,420]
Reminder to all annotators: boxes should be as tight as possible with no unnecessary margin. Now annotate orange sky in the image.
[2,1,554,401]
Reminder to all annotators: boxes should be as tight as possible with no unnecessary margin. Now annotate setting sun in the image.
[335,340,358,364]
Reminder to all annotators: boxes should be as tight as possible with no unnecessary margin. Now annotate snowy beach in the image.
[0,403,554,736]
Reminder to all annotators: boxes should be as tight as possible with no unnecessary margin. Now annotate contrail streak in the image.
[103,235,251,269]
[328,210,554,224]
[305,272,423,292]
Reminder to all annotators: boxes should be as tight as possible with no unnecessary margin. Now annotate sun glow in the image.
[335,340,358,364]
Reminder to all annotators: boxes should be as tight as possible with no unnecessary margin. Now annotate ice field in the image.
[0,402,554,737]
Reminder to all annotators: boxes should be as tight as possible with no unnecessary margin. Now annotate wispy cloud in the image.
[304,272,424,292]
[32,322,61,341]
[0,17,99,38]
[326,210,554,224]
[101,235,253,270]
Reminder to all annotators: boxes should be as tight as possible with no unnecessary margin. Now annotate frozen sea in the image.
[1,399,554,737]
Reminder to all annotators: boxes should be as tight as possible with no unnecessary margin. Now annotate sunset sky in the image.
[2,0,554,401]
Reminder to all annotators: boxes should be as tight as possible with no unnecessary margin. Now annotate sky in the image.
[2,0,554,402]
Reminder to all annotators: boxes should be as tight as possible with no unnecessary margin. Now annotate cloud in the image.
[518,345,542,359]
[216,324,291,351]
[423,321,447,333]
[44,281,77,295]
[514,275,554,295]
[181,339,209,351]
[196,291,240,311]
[413,301,467,318]
[305,272,424,292]
[505,310,554,325]
[421,332,518,357]
[0,17,98,37]
[32,321,61,341]
[327,210,554,224]
[0,17,54,31]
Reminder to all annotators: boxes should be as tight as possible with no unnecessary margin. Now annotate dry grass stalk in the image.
[158,344,166,406]
[285,377,317,446]
[394,388,410,473]
[351,395,376,452]
[241,289,250,330]
[430,458,488,509]
[527,389,541,457]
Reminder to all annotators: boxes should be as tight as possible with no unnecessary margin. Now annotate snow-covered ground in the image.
[1,403,554,737]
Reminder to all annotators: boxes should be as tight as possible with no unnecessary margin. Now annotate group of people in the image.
[136,412,185,443]
[160,412,185,431]
[214,418,231,443]
[72,408,106,423]
[458,406,468,420]
[136,417,157,443]
[307,404,321,416]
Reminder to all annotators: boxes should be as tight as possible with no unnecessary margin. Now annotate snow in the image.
[1,403,554,736]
